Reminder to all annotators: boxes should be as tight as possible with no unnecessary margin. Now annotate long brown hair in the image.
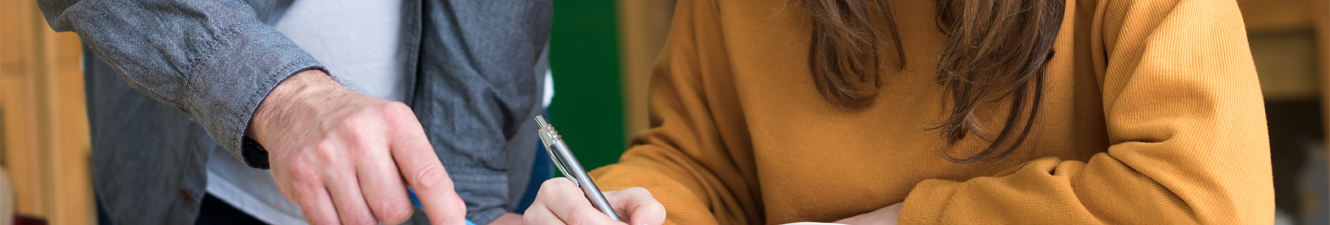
[800,0,1065,163]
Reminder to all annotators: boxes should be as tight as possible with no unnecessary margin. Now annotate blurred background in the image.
[1,0,1328,224]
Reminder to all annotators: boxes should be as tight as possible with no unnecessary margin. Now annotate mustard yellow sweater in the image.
[588,0,1272,224]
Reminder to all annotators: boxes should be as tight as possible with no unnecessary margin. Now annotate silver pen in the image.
[535,115,622,221]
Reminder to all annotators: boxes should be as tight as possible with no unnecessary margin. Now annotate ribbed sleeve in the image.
[587,0,763,223]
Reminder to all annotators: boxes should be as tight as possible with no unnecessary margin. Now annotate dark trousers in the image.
[96,193,267,225]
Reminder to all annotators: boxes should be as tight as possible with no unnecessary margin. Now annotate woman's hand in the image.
[524,178,667,225]
[489,213,525,225]
[833,203,901,225]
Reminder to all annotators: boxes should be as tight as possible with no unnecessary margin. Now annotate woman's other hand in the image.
[524,178,666,225]
[833,202,901,225]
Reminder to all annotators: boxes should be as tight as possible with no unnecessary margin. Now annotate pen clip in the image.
[536,116,580,186]
[548,146,578,186]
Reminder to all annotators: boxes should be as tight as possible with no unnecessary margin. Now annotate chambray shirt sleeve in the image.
[37,0,320,168]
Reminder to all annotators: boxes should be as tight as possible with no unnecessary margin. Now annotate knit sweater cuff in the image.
[899,179,961,224]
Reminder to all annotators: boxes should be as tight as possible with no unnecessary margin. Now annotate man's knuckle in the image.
[380,102,412,115]
[313,142,338,159]
[412,166,448,190]
[379,200,414,223]
[381,103,421,125]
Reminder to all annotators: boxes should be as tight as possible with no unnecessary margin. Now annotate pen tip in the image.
[535,115,550,128]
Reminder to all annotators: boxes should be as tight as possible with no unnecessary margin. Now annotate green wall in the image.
[548,0,625,171]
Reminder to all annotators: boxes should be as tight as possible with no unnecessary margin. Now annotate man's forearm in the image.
[39,0,322,165]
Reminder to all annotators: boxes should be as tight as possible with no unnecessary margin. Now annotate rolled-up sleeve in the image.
[38,0,321,168]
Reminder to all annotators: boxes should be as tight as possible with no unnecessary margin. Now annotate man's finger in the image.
[355,141,414,224]
[389,119,466,225]
[538,178,625,225]
[325,165,377,225]
[293,181,340,225]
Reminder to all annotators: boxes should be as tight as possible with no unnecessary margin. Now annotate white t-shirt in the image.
[205,0,405,223]
[205,1,555,223]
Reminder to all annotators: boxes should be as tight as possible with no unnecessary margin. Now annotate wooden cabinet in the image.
[616,0,677,140]
[0,0,95,224]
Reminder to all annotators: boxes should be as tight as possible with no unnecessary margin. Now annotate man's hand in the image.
[524,178,666,225]
[249,70,467,225]
[833,202,901,225]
